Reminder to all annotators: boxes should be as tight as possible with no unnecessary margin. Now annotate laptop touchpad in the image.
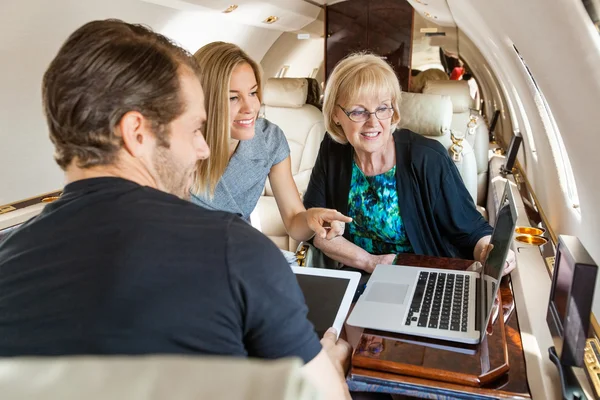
[365,282,409,305]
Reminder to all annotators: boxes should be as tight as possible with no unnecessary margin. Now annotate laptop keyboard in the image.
[404,271,470,332]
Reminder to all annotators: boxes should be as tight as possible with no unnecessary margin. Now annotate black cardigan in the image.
[303,129,493,260]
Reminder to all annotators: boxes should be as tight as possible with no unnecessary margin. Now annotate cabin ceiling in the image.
[140,0,325,31]
[140,0,437,33]
[405,0,455,27]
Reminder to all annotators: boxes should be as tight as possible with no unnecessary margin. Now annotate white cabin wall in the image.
[0,0,281,205]
[456,31,514,145]
[260,33,324,81]
[260,11,325,83]
[448,0,600,310]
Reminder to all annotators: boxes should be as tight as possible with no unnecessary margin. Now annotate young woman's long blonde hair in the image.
[192,42,263,196]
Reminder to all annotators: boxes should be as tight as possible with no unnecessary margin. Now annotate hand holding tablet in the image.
[291,267,361,339]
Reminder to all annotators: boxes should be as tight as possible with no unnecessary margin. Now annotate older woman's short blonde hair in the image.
[323,53,402,144]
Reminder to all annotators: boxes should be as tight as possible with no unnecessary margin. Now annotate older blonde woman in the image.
[190,42,350,241]
[304,53,516,274]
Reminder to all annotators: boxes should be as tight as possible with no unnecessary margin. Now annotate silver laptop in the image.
[347,181,518,344]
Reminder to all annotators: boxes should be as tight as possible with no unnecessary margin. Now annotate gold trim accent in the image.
[0,205,16,215]
[584,338,600,398]
[467,115,478,135]
[0,189,62,210]
[449,133,464,162]
[223,5,238,13]
[544,256,555,275]
[592,314,600,340]
[515,226,545,236]
[515,235,548,246]
[263,16,279,24]
[41,196,61,203]
[296,244,309,267]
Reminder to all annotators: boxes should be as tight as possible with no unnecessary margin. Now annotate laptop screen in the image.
[480,181,518,337]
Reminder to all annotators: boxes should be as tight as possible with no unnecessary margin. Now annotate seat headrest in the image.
[399,92,453,137]
[263,78,308,108]
[0,356,317,400]
[423,80,472,113]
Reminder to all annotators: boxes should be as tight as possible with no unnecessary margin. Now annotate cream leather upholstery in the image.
[423,81,490,206]
[0,356,319,400]
[399,92,479,203]
[252,78,326,251]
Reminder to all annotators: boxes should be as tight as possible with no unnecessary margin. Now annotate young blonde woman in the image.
[190,42,350,241]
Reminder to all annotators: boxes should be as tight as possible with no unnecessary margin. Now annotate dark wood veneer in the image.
[346,253,531,398]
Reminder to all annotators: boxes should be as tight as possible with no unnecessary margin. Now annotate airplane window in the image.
[513,46,581,210]
[581,0,600,34]
[276,65,290,78]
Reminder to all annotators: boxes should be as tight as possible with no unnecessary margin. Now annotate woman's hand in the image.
[503,248,516,275]
[363,253,397,273]
[476,240,517,276]
[306,208,352,240]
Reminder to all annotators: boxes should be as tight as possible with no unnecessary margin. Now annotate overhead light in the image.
[263,16,279,24]
[415,0,429,4]
[223,5,238,13]
[423,11,438,19]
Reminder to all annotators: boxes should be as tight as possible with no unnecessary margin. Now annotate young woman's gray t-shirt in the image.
[190,118,290,220]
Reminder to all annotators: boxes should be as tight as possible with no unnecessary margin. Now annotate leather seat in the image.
[251,78,326,251]
[0,356,318,400]
[398,92,479,205]
[410,68,449,93]
[423,80,490,206]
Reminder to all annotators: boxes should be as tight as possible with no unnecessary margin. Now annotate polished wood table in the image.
[344,254,531,400]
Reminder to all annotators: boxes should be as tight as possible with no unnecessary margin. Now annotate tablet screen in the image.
[294,274,350,337]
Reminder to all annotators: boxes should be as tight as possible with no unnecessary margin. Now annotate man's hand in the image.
[306,208,352,240]
[321,327,352,378]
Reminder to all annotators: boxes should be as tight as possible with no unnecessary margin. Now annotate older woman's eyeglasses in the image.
[337,105,394,123]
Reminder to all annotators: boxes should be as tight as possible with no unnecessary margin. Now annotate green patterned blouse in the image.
[347,161,414,255]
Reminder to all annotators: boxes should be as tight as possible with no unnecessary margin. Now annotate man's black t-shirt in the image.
[0,177,321,362]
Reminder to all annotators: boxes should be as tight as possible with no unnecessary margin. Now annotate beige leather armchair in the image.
[423,80,490,207]
[399,91,479,205]
[0,356,320,400]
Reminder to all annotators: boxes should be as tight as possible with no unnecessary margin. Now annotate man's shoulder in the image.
[134,187,237,222]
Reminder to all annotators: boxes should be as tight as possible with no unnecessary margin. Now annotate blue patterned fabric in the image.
[347,161,414,255]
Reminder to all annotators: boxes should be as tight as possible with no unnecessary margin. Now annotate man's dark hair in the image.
[42,19,198,170]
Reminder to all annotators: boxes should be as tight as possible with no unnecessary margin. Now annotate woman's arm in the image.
[432,161,493,258]
[268,156,351,242]
[313,234,396,273]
